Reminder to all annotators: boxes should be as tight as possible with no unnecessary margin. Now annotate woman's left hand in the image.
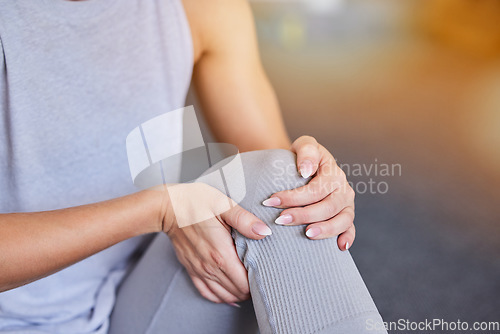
[263,136,355,250]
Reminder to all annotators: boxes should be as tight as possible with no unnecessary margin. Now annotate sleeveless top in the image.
[0,0,193,332]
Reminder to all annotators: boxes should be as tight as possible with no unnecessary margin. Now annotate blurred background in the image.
[194,0,500,332]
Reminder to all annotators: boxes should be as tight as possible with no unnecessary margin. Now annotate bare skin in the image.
[0,0,356,305]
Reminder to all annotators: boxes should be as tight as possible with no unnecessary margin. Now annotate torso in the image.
[0,0,193,331]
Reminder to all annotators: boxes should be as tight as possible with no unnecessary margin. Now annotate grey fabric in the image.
[110,149,386,334]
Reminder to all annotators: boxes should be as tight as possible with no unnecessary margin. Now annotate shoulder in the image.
[181,0,256,64]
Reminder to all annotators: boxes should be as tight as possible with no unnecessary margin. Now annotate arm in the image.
[185,0,355,251]
[0,189,163,292]
[0,0,278,297]
[0,182,270,302]
[185,0,290,152]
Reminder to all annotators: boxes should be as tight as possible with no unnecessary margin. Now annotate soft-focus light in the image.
[279,13,305,50]
[464,68,500,167]
[250,0,345,15]
[305,0,344,15]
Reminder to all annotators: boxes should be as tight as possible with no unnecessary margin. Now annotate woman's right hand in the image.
[159,183,272,304]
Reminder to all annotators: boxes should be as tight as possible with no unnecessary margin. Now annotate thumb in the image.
[221,205,272,240]
[291,136,321,179]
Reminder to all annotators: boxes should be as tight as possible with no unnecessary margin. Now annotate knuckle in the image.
[340,186,355,206]
[301,143,318,153]
[334,168,347,183]
[345,207,355,221]
[192,265,205,279]
[326,195,339,217]
[295,135,316,146]
[230,207,244,231]
[328,222,342,236]
[298,209,310,222]
[336,165,346,176]
[209,250,225,271]
[327,204,338,218]
[200,261,218,280]
[332,180,343,192]
[319,223,336,238]
[279,191,293,204]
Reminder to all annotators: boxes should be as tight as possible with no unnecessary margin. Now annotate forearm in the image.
[188,0,291,152]
[194,59,291,152]
[0,189,163,292]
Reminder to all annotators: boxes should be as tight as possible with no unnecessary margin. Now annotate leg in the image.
[110,149,386,334]
[206,149,387,334]
[108,233,259,334]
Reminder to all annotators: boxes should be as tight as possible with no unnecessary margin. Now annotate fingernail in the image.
[262,197,281,207]
[252,223,272,236]
[305,227,321,238]
[275,214,293,225]
[228,302,241,308]
[300,160,314,178]
[345,242,350,251]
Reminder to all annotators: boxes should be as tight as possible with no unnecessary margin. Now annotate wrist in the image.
[127,188,167,235]
[158,184,174,234]
[143,184,174,234]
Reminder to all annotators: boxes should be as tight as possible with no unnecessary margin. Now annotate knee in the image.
[196,148,307,206]
[238,149,308,195]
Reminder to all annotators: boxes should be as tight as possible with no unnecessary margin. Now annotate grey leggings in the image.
[109,149,387,334]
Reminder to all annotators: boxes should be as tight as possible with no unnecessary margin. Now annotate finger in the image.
[175,220,250,299]
[218,247,251,299]
[190,274,223,303]
[338,224,356,251]
[268,163,347,208]
[221,204,272,240]
[275,188,349,225]
[197,245,250,300]
[204,278,241,304]
[217,273,250,302]
[291,136,321,178]
[304,207,355,240]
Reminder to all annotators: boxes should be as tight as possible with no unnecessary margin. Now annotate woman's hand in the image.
[263,136,356,251]
[160,183,271,304]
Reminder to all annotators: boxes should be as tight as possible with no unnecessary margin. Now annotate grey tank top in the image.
[0,0,192,332]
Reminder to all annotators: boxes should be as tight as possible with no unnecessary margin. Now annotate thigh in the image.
[109,233,258,334]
